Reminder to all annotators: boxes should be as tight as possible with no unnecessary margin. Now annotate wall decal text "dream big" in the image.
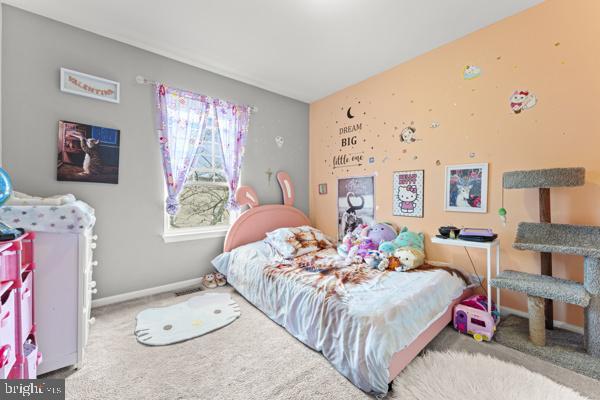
[339,123,362,147]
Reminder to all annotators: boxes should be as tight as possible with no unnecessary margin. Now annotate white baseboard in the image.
[92,277,204,308]
[500,305,584,334]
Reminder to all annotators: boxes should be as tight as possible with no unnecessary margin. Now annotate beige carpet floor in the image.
[44,287,600,400]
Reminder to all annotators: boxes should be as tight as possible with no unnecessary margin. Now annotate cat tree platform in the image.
[491,270,590,307]
[492,269,591,347]
[513,222,600,258]
[503,167,585,189]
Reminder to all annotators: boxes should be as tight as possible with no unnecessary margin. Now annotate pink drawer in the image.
[0,289,16,378]
[19,271,33,339]
[0,252,19,284]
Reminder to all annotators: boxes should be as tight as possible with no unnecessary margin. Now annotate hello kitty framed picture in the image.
[393,170,424,217]
[57,120,120,184]
[444,163,488,213]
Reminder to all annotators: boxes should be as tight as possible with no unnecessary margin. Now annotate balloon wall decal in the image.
[0,168,12,207]
[463,65,482,79]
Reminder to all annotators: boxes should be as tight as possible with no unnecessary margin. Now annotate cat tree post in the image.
[584,256,600,356]
[528,296,546,346]
[539,187,553,329]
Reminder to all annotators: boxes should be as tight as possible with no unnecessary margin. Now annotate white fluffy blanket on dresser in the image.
[0,192,95,233]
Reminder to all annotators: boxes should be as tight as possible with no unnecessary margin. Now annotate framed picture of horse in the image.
[337,175,375,241]
[444,163,488,213]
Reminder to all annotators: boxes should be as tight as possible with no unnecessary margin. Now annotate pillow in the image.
[265,226,334,258]
[265,227,302,259]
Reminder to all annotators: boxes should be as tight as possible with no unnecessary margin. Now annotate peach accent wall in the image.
[309,0,600,327]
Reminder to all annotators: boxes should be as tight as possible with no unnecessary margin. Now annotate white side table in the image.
[430,235,500,313]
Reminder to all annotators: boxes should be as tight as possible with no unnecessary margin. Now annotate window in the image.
[163,116,232,242]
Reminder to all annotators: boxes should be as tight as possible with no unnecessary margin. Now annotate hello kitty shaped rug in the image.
[134,292,241,346]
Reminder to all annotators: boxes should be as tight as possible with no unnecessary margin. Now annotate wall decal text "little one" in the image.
[333,153,364,168]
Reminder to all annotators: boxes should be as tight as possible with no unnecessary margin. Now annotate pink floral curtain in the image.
[214,101,251,210]
[155,83,251,214]
[155,84,210,215]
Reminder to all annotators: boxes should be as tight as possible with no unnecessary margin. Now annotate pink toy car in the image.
[453,295,499,342]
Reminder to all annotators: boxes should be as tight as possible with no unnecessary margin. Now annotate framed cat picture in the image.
[57,120,120,184]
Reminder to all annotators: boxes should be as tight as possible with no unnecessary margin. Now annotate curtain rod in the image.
[135,75,258,113]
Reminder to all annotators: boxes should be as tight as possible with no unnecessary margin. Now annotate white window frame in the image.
[162,214,229,243]
[162,120,236,243]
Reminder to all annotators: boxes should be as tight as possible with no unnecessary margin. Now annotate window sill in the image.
[162,227,229,243]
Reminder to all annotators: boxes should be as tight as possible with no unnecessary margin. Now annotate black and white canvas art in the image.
[337,175,375,240]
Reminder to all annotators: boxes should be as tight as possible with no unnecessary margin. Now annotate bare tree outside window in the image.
[168,117,230,229]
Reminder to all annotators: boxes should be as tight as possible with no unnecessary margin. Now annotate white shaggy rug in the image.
[393,351,589,400]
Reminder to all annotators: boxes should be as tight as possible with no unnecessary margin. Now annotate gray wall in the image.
[1,6,309,298]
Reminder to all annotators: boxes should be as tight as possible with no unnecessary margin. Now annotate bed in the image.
[213,172,472,395]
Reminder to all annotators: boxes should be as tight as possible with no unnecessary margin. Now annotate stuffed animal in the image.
[393,226,424,251]
[337,224,369,257]
[378,257,389,271]
[365,250,390,271]
[338,223,397,260]
[378,241,397,255]
[378,227,426,271]
[356,238,378,258]
[364,250,385,270]
[387,256,402,271]
[378,226,424,255]
[366,223,397,246]
[393,247,425,271]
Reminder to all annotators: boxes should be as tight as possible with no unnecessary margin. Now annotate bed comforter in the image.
[212,240,466,394]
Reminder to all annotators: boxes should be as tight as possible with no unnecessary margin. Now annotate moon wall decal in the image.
[347,107,354,119]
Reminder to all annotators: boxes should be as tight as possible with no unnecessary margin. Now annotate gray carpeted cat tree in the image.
[491,167,600,357]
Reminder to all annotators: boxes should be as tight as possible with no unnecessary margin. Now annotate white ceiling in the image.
[4,0,544,102]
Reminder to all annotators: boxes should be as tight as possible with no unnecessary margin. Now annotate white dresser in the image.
[0,194,97,375]
[35,229,97,375]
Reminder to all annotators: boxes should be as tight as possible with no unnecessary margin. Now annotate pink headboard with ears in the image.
[223,171,311,252]
[276,171,295,206]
